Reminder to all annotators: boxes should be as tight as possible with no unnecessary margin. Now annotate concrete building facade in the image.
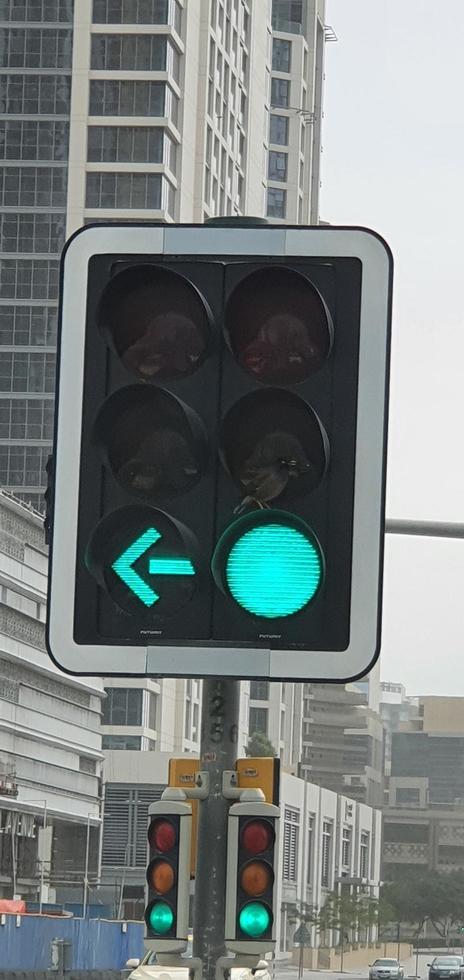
[0,491,103,904]
[383,803,464,877]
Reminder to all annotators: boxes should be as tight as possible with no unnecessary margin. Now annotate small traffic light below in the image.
[145,799,191,952]
[225,800,279,954]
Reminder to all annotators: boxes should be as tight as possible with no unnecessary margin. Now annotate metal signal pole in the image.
[193,679,241,980]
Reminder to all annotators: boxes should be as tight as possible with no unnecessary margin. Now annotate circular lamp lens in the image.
[149,817,176,853]
[240,861,273,897]
[226,521,322,619]
[148,901,174,935]
[239,901,272,938]
[149,859,175,895]
[241,820,274,855]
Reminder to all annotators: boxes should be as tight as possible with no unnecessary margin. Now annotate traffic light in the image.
[225,800,280,954]
[145,799,191,951]
[47,223,392,681]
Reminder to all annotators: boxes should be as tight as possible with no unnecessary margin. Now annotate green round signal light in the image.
[213,511,323,619]
[148,900,174,935]
[239,901,271,938]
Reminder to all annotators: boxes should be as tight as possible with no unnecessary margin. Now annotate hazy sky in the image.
[321,1,464,695]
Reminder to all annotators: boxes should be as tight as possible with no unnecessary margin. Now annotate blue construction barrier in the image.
[26,901,113,919]
[0,914,144,971]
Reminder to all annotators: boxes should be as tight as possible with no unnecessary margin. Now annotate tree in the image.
[318,892,367,972]
[382,869,464,939]
[245,732,277,756]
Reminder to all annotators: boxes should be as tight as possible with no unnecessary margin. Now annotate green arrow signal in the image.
[112,527,195,608]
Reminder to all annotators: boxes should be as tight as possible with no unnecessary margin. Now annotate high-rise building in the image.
[299,681,385,808]
[0,0,74,510]
[0,0,327,504]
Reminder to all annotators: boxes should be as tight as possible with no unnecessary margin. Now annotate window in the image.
[268,150,288,181]
[396,787,421,805]
[0,260,59,300]
[250,681,269,700]
[0,168,68,208]
[0,214,65,254]
[0,121,69,161]
[0,305,56,347]
[102,687,143,726]
[321,820,332,887]
[87,126,165,163]
[267,187,286,219]
[283,807,299,882]
[271,77,290,108]
[102,734,141,750]
[90,34,176,73]
[147,692,157,731]
[0,399,55,440]
[0,1,73,21]
[383,822,428,843]
[0,74,71,114]
[0,28,72,69]
[342,826,351,867]
[86,172,163,209]
[89,80,177,119]
[0,445,50,488]
[249,706,268,735]
[0,352,56,393]
[307,815,313,885]
[272,38,291,73]
[272,1,303,33]
[438,845,464,865]
[92,0,173,24]
[270,114,288,145]
[359,831,369,878]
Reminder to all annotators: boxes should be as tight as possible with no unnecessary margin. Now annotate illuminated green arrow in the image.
[112,527,195,608]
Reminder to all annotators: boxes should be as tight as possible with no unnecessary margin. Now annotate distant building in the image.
[379,681,418,776]
[0,492,103,904]
[299,679,384,808]
[383,803,464,877]
[388,695,464,807]
[383,695,464,878]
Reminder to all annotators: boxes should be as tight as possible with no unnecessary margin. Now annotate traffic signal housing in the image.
[47,223,392,681]
[225,800,280,955]
[145,799,191,952]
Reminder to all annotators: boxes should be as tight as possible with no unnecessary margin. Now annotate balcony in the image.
[383,841,429,864]
[272,17,303,35]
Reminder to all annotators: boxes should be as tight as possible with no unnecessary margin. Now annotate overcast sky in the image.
[321,0,464,695]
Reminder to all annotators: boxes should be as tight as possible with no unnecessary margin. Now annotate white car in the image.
[126,949,271,980]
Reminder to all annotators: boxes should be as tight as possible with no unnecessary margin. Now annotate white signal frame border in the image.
[47,224,392,682]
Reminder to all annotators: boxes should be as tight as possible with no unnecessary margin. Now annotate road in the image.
[273,952,446,980]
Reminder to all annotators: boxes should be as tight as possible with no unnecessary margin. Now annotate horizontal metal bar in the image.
[386,519,464,539]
